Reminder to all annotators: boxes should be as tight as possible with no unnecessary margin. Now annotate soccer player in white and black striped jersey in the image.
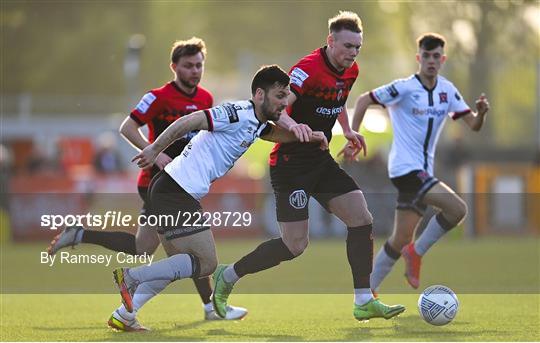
[343,33,489,292]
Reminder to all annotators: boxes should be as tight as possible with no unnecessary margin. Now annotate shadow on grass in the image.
[341,315,496,342]
[31,319,301,342]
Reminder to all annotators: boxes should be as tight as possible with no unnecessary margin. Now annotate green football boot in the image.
[212,264,235,318]
[353,298,405,321]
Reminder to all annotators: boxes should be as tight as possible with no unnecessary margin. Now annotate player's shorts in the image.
[148,170,209,240]
[270,153,359,222]
[390,170,439,216]
[137,186,149,215]
[138,165,161,215]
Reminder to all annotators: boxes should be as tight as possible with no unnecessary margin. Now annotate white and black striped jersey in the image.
[164,100,270,199]
[370,74,471,178]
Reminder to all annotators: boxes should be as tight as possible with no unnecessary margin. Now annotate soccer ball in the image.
[418,285,459,326]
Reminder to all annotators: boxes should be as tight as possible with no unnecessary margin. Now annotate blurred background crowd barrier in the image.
[1,1,539,243]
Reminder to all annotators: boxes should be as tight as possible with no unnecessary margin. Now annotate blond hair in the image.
[328,11,362,34]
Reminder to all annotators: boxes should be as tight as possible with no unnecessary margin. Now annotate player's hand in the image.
[154,152,172,170]
[475,93,490,116]
[289,123,312,142]
[310,131,329,150]
[337,142,361,162]
[340,130,367,159]
[132,145,159,169]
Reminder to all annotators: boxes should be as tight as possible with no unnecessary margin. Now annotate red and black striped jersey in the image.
[270,47,358,163]
[130,81,213,186]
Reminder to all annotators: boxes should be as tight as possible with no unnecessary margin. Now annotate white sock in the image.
[116,307,136,321]
[415,214,450,256]
[128,254,193,283]
[370,245,399,291]
[354,288,374,306]
[116,279,170,320]
[203,302,214,312]
[223,264,240,284]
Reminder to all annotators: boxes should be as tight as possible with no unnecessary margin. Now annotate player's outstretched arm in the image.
[119,117,172,169]
[132,110,209,169]
[260,123,328,150]
[337,92,374,161]
[351,92,375,132]
[119,117,150,151]
[461,93,490,132]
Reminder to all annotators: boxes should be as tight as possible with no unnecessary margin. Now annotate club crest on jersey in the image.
[186,104,198,111]
[289,190,308,209]
[439,92,448,104]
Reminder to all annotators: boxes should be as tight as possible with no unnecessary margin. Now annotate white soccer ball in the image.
[418,285,459,326]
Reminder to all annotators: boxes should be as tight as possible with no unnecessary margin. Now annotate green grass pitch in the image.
[1,237,538,341]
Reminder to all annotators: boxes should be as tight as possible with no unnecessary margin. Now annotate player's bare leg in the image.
[371,209,423,291]
[402,182,467,288]
[328,190,405,320]
[213,220,306,318]
[134,225,160,255]
[279,220,310,256]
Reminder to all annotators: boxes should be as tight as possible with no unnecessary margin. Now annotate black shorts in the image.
[138,165,162,215]
[138,186,149,215]
[270,153,359,222]
[390,170,439,216]
[148,170,209,240]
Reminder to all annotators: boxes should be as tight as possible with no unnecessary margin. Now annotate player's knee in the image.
[198,255,218,277]
[285,237,309,257]
[345,210,373,227]
[443,198,467,226]
[362,210,374,226]
[455,199,468,224]
[389,234,411,251]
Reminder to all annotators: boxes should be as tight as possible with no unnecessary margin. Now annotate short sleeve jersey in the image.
[370,74,471,178]
[270,47,359,163]
[130,82,213,186]
[164,100,271,200]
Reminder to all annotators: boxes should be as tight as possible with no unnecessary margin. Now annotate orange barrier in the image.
[7,172,265,241]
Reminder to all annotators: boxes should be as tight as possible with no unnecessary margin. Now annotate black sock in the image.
[192,276,212,305]
[436,212,455,231]
[346,224,373,289]
[81,230,137,255]
[233,238,296,277]
[384,240,401,260]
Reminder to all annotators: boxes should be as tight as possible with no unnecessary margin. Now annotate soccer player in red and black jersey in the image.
[213,12,405,321]
[47,37,247,330]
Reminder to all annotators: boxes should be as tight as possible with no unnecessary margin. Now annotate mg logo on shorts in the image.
[289,190,308,209]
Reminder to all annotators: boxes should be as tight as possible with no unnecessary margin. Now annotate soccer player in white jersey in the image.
[110,65,328,330]
[343,33,490,291]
